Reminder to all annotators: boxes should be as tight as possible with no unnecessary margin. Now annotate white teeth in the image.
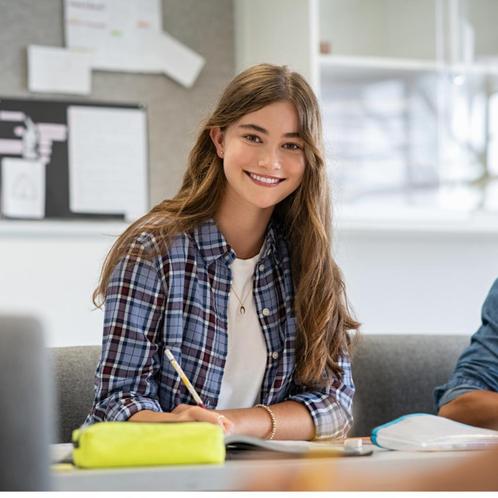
[249,172,281,184]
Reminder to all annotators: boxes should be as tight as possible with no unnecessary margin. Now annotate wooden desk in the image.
[52,444,473,491]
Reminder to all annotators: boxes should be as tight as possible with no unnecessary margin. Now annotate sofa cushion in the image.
[50,334,472,442]
[349,334,470,437]
[50,346,101,443]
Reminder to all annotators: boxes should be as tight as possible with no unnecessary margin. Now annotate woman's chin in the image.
[246,199,280,211]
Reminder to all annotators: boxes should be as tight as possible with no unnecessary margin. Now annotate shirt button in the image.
[262,308,270,317]
[271,351,279,360]
[258,264,265,272]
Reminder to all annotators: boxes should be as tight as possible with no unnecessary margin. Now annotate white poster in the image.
[28,45,92,95]
[1,158,45,219]
[67,106,148,220]
[63,0,204,86]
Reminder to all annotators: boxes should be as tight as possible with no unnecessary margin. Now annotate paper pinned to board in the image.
[64,0,162,52]
[153,31,204,88]
[1,158,45,219]
[28,45,92,95]
[63,0,204,87]
[64,0,162,72]
[67,105,148,221]
[136,30,204,88]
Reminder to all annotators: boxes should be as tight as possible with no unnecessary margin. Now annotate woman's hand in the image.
[129,406,234,433]
[172,404,234,434]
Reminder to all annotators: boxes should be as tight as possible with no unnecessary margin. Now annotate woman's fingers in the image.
[190,407,234,433]
[171,403,190,414]
[171,404,234,433]
[216,413,235,435]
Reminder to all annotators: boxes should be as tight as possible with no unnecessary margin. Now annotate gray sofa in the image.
[51,334,470,443]
[350,334,469,436]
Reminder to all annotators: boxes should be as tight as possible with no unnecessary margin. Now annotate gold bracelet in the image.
[255,403,277,440]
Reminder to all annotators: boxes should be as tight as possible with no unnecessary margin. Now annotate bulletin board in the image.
[0,97,148,221]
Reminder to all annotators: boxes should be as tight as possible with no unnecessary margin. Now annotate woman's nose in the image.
[258,149,282,169]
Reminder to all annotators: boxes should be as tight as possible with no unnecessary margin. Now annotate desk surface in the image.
[52,444,474,491]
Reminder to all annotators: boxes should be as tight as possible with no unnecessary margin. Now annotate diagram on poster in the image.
[0,110,67,167]
[1,158,45,219]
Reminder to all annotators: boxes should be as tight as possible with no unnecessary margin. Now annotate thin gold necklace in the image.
[231,285,251,315]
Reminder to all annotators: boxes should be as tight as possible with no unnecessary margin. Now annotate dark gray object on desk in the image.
[0,315,53,491]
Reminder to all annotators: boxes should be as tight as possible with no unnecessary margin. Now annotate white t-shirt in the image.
[216,252,267,409]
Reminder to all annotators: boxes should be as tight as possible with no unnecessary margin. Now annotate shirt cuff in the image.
[437,377,490,409]
[106,396,162,422]
[288,392,352,440]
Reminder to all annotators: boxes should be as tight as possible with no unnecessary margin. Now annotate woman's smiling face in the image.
[210,101,306,211]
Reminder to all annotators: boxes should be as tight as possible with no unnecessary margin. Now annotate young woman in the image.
[85,64,359,441]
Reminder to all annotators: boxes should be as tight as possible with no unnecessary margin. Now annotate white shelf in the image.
[319,55,498,81]
[319,56,441,87]
[449,62,498,77]
[320,55,441,75]
[0,219,129,237]
[335,206,498,235]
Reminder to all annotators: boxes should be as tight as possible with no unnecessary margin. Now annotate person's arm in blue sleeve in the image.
[435,278,498,430]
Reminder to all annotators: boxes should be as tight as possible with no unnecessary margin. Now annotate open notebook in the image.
[224,434,372,456]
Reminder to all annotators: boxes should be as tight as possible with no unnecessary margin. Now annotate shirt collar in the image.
[191,218,279,266]
[260,219,278,260]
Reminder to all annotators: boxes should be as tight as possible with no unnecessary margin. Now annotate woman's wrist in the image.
[216,409,245,435]
[216,407,273,438]
[254,404,277,439]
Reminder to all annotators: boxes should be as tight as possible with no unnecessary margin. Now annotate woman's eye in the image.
[243,134,262,143]
[283,143,302,151]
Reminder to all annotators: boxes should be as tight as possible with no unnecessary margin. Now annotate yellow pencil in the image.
[164,348,205,407]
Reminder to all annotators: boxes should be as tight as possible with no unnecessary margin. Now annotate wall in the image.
[0,0,235,204]
[3,220,497,348]
[2,0,497,347]
[0,223,120,347]
[335,225,498,336]
[233,0,318,87]
[0,0,235,347]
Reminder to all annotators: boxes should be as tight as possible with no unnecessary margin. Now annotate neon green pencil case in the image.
[72,421,225,468]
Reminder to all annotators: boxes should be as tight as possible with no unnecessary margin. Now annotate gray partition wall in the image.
[0,316,53,490]
[0,0,235,205]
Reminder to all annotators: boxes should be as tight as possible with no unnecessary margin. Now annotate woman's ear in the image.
[209,127,224,158]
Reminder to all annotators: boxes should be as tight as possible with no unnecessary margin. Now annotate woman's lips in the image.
[245,171,285,187]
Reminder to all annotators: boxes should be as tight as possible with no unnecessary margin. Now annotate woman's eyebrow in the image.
[238,123,301,138]
[238,123,268,134]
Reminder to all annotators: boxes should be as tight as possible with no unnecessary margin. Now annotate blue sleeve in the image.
[434,278,498,410]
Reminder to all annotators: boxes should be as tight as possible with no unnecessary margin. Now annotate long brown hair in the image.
[93,63,359,386]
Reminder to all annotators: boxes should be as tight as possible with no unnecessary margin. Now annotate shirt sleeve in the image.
[287,352,354,440]
[434,278,498,411]
[86,236,167,423]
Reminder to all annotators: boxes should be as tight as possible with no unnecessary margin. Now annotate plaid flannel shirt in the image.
[85,218,354,439]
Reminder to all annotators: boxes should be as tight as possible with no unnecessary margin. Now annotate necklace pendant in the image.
[239,305,246,315]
